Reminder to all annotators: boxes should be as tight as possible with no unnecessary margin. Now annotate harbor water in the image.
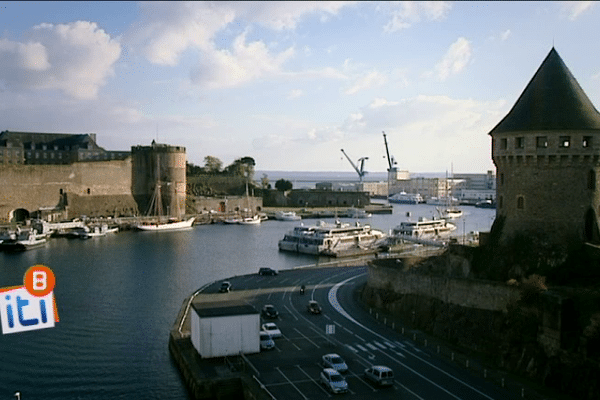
[0,203,494,399]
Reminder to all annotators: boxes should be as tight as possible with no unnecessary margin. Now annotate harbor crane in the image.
[382,131,397,171]
[340,149,368,182]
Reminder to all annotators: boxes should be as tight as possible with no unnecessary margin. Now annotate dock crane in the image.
[340,149,368,182]
[382,131,397,171]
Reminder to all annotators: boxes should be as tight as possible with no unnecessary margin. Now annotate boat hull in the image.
[135,217,195,232]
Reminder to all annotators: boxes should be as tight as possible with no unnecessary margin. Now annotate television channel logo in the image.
[0,265,59,335]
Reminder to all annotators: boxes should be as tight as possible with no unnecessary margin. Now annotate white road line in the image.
[395,340,406,348]
[276,367,308,400]
[373,341,387,349]
[384,341,396,348]
[294,327,321,349]
[296,365,332,397]
[394,351,406,358]
[366,343,378,351]
[284,305,299,321]
[329,275,497,400]
[356,344,368,352]
[346,344,358,353]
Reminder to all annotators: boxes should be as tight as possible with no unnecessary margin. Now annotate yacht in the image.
[274,211,302,221]
[393,217,456,240]
[0,230,47,251]
[136,217,195,232]
[278,220,386,256]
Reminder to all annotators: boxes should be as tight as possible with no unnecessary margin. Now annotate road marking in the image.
[294,327,321,349]
[356,344,367,352]
[394,351,406,358]
[329,275,497,400]
[284,305,299,321]
[354,334,365,342]
[366,343,378,351]
[373,341,387,349]
[384,341,396,348]
[395,340,406,348]
[345,344,358,353]
[396,380,426,400]
[276,367,308,400]
[296,365,332,397]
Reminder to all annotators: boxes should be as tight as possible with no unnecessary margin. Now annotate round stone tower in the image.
[131,141,187,218]
[489,48,600,252]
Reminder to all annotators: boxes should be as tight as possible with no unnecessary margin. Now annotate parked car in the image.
[261,322,282,338]
[262,304,279,319]
[307,300,322,314]
[320,368,348,394]
[258,267,278,276]
[218,281,231,293]
[321,353,348,373]
[364,365,394,386]
[259,331,275,351]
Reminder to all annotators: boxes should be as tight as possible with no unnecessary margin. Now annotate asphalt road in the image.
[206,265,525,400]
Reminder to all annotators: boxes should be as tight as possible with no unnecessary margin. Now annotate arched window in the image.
[588,170,596,190]
[517,195,525,210]
[87,188,91,195]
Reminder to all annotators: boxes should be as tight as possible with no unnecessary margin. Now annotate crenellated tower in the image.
[131,141,187,218]
[489,48,600,252]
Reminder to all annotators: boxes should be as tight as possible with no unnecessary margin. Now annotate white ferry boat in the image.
[392,217,456,240]
[388,192,424,204]
[278,220,386,256]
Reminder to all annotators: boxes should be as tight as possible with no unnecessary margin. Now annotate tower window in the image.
[500,138,507,150]
[515,137,524,149]
[517,195,525,210]
[583,136,592,148]
[559,136,571,148]
[498,196,503,209]
[536,136,548,148]
[500,173,504,185]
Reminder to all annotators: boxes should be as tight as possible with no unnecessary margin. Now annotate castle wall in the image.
[0,159,134,221]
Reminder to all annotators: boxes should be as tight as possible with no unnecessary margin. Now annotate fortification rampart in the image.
[0,158,133,221]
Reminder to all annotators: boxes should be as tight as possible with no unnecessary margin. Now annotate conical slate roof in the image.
[489,48,600,135]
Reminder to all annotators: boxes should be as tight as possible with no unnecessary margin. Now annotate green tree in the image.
[224,156,255,180]
[186,162,204,176]
[203,156,222,174]
[275,179,293,192]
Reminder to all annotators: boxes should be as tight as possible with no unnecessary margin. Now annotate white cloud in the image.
[383,1,452,33]
[562,1,595,21]
[190,30,295,90]
[0,21,120,99]
[287,89,304,99]
[344,70,387,95]
[501,29,511,41]
[433,37,472,81]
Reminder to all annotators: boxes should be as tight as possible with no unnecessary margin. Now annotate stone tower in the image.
[131,141,187,218]
[489,48,600,253]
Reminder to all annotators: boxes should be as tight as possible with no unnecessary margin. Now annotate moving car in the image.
[218,281,231,293]
[320,368,348,394]
[364,365,394,386]
[261,322,282,338]
[261,304,279,319]
[259,331,275,351]
[258,267,278,276]
[321,353,348,373]
[307,300,322,314]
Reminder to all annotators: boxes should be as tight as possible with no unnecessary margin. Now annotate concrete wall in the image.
[367,262,521,312]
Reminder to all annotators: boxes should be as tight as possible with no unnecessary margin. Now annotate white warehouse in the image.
[191,300,260,358]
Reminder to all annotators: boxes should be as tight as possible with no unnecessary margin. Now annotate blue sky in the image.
[1,2,599,174]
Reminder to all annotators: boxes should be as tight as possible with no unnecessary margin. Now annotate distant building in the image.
[0,131,129,165]
[489,48,600,250]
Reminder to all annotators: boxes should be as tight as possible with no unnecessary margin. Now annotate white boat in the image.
[239,215,261,225]
[278,220,386,256]
[388,192,424,204]
[440,207,463,219]
[0,230,47,251]
[345,208,372,218]
[136,217,195,232]
[274,211,302,221]
[392,217,456,240]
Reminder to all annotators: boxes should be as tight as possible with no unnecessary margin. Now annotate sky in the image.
[0,2,599,174]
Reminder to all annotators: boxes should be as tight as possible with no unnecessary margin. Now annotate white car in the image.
[261,322,282,338]
[320,368,348,394]
[321,353,348,373]
[259,331,275,351]
[364,365,394,386]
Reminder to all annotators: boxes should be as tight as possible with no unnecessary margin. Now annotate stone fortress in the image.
[0,131,186,223]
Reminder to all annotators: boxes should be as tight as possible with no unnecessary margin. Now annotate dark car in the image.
[258,267,278,276]
[218,281,231,293]
[307,300,322,314]
[262,304,278,319]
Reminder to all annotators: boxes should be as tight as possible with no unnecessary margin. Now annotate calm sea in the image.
[0,202,495,399]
